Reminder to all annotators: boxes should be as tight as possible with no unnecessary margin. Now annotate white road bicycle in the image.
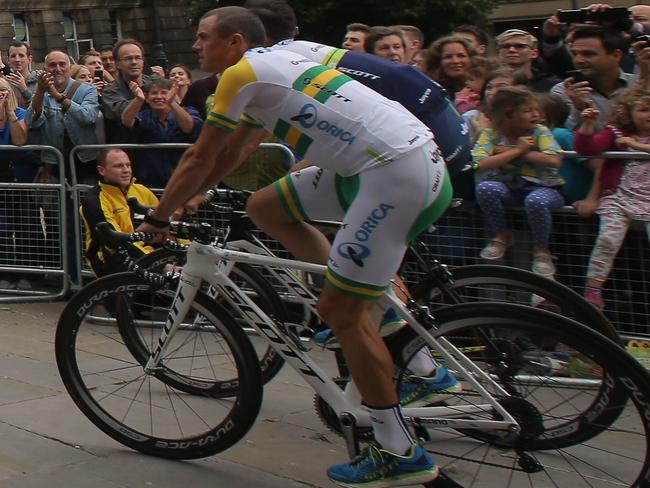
[56,220,650,487]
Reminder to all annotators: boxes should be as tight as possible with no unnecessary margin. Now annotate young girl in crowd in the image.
[454,57,497,114]
[472,86,564,276]
[536,93,595,204]
[574,87,650,310]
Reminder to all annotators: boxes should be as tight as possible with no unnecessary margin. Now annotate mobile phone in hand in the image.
[94,69,103,80]
[566,69,587,83]
[636,34,650,46]
[1,65,13,76]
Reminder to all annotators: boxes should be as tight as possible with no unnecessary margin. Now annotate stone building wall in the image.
[0,0,196,68]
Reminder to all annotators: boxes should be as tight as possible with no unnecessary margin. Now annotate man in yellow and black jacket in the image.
[80,147,158,276]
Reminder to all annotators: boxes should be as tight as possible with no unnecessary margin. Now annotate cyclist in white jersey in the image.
[138,7,449,487]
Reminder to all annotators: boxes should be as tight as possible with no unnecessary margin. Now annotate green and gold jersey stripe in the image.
[322,48,347,68]
[293,65,353,104]
[273,119,313,156]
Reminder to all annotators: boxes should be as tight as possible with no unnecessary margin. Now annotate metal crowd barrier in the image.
[70,142,296,284]
[1,141,647,337]
[0,145,69,302]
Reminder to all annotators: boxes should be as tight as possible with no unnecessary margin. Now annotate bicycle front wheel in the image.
[55,272,263,459]
[388,302,650,487]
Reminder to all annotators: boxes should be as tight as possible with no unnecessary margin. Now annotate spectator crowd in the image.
[0,2,648,313]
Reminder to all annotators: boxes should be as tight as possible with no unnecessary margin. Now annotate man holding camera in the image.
[0,42,39,109]
[551,25,637,130]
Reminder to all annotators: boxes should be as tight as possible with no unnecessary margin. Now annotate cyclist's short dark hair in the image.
[244,0,296,44]
[202,6,267,48]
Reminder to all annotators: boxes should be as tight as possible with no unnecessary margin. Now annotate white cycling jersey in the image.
[206,48,431,176]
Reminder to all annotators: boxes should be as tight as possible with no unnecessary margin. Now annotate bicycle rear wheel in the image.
[388,302,650,487]
[55,272,263,459]
[412,264,618,340]
[136,248,286,384]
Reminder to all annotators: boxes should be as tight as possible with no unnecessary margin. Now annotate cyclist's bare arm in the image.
[147,123,264,222]
[181,125,269,214]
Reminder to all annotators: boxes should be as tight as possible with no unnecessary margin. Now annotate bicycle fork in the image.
[143,262,204,373]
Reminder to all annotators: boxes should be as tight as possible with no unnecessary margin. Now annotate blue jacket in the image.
[26,78,99,165]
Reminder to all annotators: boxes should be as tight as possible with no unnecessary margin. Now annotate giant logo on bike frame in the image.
[337,202,395,267]
[290,103,356,145]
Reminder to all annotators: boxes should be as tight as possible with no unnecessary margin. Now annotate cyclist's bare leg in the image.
[317,285,398,406]
[247,185,331,264]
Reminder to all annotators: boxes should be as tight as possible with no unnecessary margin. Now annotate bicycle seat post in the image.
[339,412,360,459]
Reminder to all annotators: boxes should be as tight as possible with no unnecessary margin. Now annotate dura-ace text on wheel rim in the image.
[55,272,264,459]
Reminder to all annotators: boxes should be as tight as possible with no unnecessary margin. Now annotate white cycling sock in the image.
[407,347,437,377]
[366,403,414,454]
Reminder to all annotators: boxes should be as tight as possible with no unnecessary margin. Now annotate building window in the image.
[63,12,93,60]
[13,15,28,43]
[63,13,76,41]
[109,11,122,44]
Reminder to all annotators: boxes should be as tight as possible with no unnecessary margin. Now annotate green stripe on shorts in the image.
[274,176,307,222]
[325,268,387,301]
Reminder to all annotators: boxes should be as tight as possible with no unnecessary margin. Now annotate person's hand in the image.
[471,112,491,135]
[615,136,639,149]
[517,136,535,152]
[543,11,566,38]
[129,80,145,100]
[632,40,650,64]
[585,3,613,12]
[581,107,601,121]
[92,79,107,94]
[564,77,593,111]
[0,88,9,115]
[151,65,165,78]
[6,71,26,92]
[573,198,599,217]
[136,222,168,243]
[36,71,54,94]
[166,82,181,105]
[184,193,205,215]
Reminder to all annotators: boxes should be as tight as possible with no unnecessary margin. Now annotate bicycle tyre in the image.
[387,302,650,487]
[136,248,286,384]
[412,264,619,341]
[55,272,264,459]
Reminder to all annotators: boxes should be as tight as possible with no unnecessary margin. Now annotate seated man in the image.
[80,148,157,277]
